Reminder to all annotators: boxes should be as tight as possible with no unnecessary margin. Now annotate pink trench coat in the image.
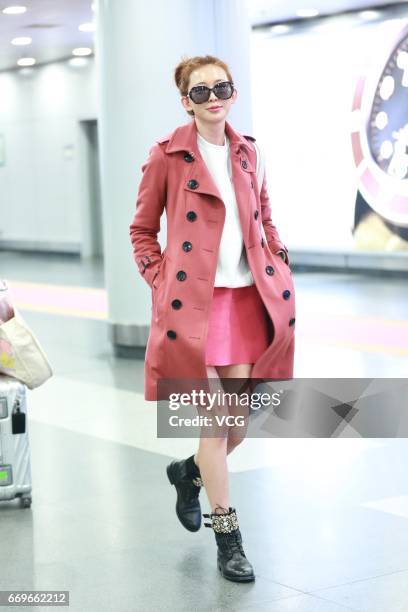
[129,120,295,401]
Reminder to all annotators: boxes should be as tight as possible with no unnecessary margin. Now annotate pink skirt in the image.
[205,284,270,366]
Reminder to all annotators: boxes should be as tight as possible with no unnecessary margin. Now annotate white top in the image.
[197,132,254,288]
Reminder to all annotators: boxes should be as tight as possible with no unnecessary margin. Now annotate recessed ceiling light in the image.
[359,10,380,20]
[296,8,319,18]
[2,5,27,14]
[11,36,32,45]
[72,47,92,56]
[79,22,96,32]
[68,57,88,67]
[17,57,36,66]
[270,24,291,34]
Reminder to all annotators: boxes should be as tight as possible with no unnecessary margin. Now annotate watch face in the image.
[368,31,408,180]
[352,23,408,227]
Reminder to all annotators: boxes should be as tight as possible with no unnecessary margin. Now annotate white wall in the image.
[0,58,97,253]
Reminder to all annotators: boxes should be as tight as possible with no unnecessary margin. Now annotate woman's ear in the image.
[181,96,192,114]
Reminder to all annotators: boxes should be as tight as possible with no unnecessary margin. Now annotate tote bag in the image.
[0,279,53,389]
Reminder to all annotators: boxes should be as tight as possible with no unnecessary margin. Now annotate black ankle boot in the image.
[203,507,255,582]
[166,455,203,532]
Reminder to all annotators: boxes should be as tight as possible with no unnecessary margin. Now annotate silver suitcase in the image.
[0,374,32,508]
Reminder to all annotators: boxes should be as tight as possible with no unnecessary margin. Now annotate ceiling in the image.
[0,0,94,71]
[0,0,407,72]
[248,0,408,25]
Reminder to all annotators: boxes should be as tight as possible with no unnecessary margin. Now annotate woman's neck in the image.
[195,118,226,146]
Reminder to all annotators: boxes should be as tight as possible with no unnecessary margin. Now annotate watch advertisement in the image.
[252,15,408,255]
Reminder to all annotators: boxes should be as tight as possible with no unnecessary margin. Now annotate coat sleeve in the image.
[129,143,167,288]
[259,169,290,265]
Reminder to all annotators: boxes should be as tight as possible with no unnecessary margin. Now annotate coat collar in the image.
[157,119,256,230]
[162,119,255,157]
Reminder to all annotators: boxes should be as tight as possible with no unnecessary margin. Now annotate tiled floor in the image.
[0,250,408,611]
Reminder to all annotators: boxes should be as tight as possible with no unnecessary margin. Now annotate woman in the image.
[129,55,295,583]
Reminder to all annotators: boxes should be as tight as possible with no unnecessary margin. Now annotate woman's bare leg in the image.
[216,363,252,455]
[194,364,252,513]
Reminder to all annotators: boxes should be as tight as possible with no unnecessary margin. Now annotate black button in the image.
[184,153,194,163]
[241,160,248,169]
[167,330,177,339]
[261,238,264,248]
[182,241,192,252]
[283,290,291,300]
[289,318,296,326]
[186,211,197,222]
[254,210,259,219]
[176,270,187,281]
[265,265,274,276]
[187,179,199,190]
[171,299,182,310]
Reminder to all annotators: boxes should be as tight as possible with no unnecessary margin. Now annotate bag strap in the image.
[250,140,288,263]
[252,139,265,192]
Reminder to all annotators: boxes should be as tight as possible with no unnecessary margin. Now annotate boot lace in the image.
[221,529,245,557]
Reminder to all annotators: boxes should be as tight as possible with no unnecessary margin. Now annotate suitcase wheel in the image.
[20,496,32,509]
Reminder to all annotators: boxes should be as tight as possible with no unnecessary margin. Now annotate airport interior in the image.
[0,1,408,611]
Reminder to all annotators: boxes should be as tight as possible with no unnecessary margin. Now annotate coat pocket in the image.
[151,255,170,319]
[271,252,294,291]
[152,254,168,290]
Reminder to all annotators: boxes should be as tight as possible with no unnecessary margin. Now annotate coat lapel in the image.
[164,120,256,227]
[225,122,257,245]
[165,120,221,200]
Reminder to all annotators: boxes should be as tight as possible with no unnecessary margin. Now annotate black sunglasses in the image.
[187,81,234,104]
